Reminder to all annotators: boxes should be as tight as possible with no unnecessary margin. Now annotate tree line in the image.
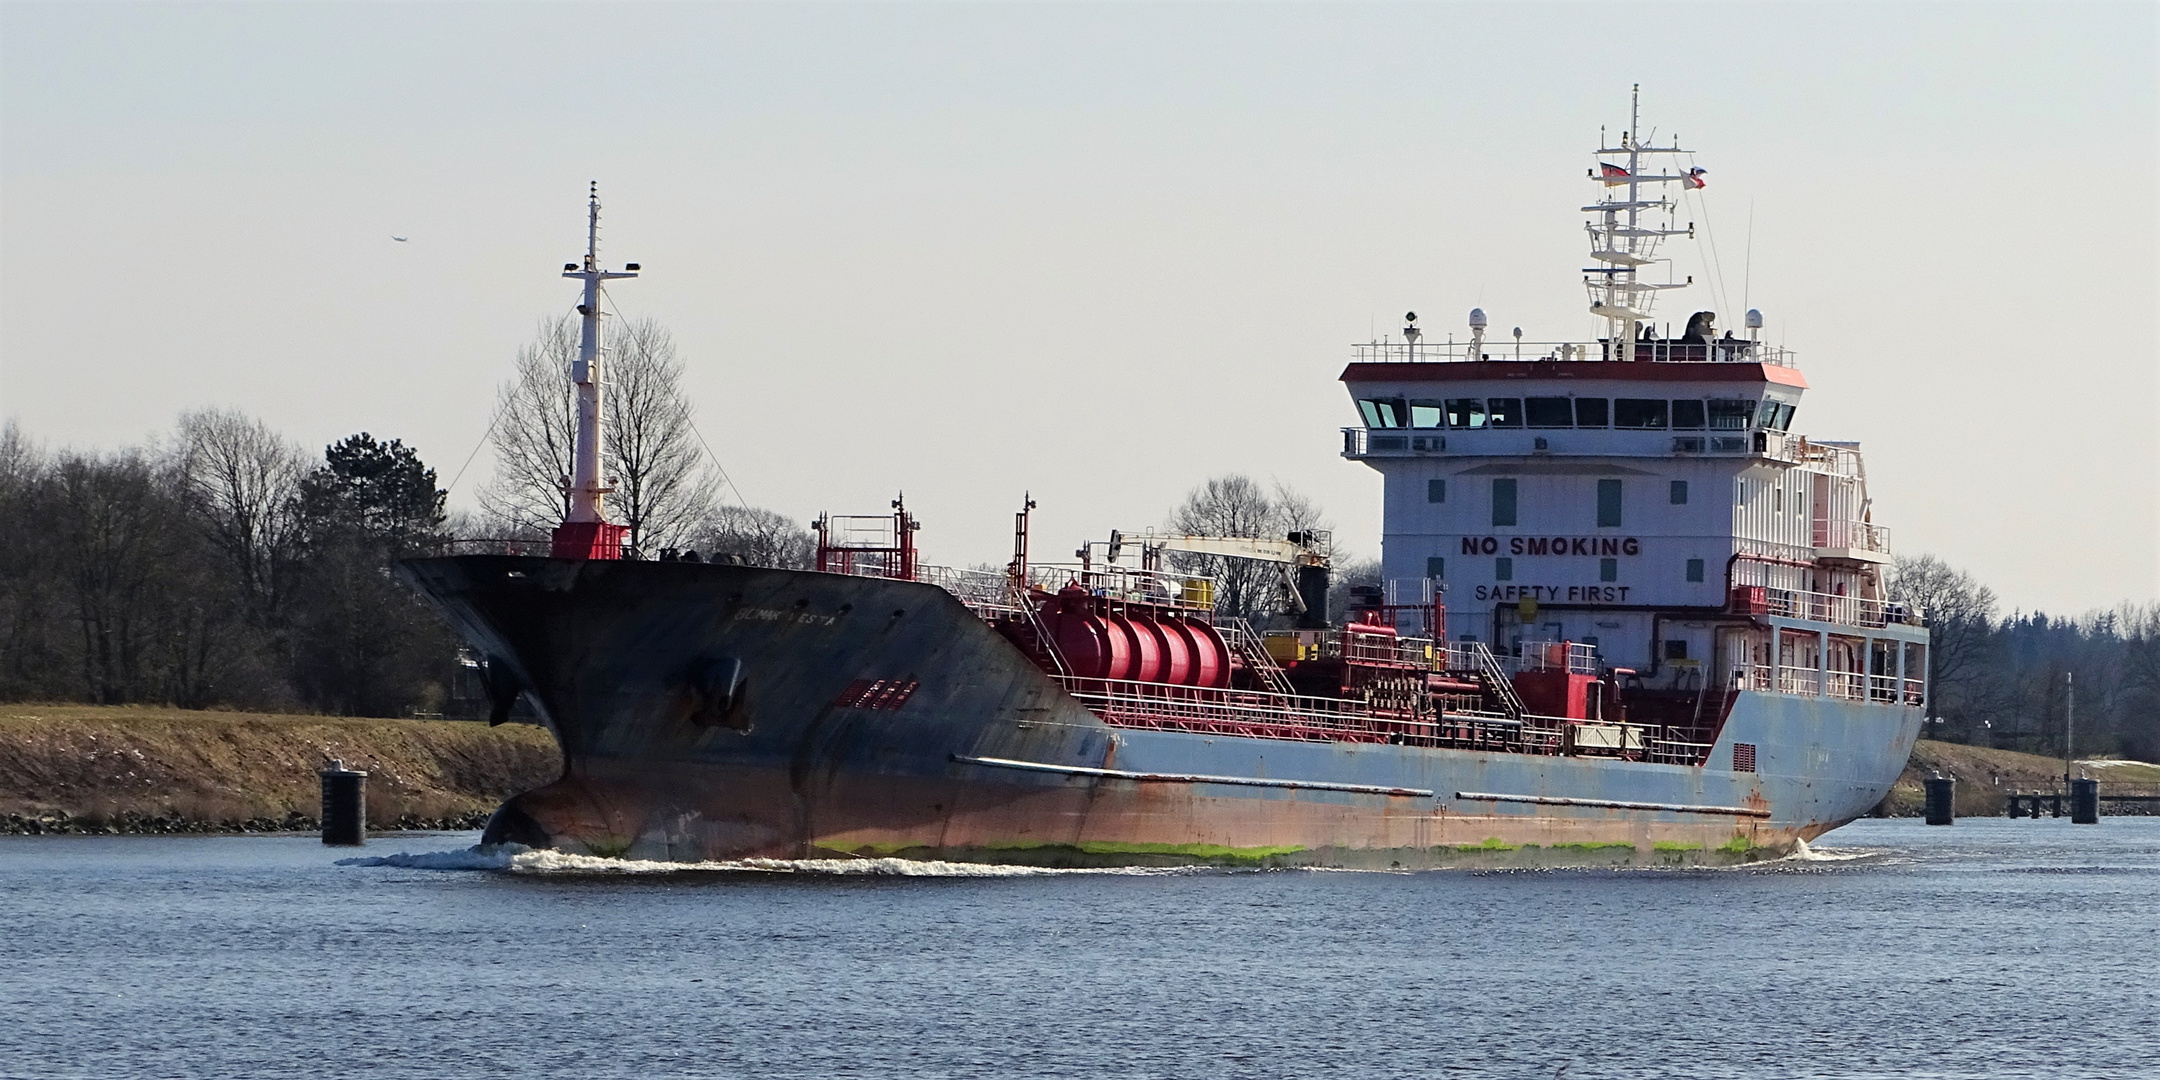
[0,414,458,715]
[0,317,812,715]
[1887,556,2160,761]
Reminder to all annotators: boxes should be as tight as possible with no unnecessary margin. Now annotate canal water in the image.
[3,817,2154,1079]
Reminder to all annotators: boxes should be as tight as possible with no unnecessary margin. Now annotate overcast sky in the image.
[3,2,2153,615]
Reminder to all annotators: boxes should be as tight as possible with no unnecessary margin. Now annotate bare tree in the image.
[479,314,718,554]
[176,408,310,625]
[689,505,815,569]
[1166,475,1332,620]
[1888,553,2000,725]
[603,319,713,555]
[478,317,579,537]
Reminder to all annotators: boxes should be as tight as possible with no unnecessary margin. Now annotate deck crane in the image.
[1086,528,1332,628]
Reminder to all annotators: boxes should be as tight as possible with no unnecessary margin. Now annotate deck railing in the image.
[1813,519,1892,554]
[1733,664,1924,705]
[1348,339,1797,368]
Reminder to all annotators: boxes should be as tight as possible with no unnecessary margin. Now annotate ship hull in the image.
[401,556,1922,868]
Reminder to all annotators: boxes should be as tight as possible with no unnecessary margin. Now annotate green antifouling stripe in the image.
[954,755,1434,798]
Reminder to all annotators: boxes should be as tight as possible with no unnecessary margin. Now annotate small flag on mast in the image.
[1599,162,1632,184]
[1684,167,1708,189]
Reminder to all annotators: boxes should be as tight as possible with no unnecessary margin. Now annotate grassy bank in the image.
[0,705,560,834]
[1877,739,2160,817]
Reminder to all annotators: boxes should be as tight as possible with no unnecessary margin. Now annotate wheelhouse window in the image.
[1446,399,1487,429]
[1357,397,1407,428]
[1707,399,1756,430]
[1526,397,1573,428]
[1410,399,1446,428]
[1487,398,1523,428]
[1574,397,1609,427]
[1614,398,1669,429]
[1671,399,1706,429]
[1765,402,1797,431]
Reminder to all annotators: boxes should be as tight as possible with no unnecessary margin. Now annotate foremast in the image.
[552,183,640,560]
[1584,84,1702,353]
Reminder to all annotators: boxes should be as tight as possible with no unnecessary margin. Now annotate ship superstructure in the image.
[402,96,1928,867]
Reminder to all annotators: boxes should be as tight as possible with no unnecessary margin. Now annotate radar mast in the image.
[1583,85,1701,356]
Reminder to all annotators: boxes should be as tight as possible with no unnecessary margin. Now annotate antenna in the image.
[553,184,642,559]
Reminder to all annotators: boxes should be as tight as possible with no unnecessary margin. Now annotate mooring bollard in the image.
[320,759,367,846]
[1924,775,1955,826]
[2071,777,2099,825]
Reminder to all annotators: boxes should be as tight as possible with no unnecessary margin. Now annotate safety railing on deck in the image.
[1747,586,1897,629]
[1813,519,1892,554]
[1732,664,1925,705]
[1348,339,1797,367]
[1513,640,1600,675]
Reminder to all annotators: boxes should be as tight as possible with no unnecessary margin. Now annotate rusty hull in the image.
[400,556,1922,868]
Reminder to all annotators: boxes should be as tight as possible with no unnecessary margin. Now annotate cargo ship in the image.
[404,94,1928,867]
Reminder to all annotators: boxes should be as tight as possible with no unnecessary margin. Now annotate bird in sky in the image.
[391,235,408,242]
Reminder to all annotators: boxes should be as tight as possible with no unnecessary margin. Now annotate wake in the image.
[337,844,1186,877]
[1782,837,1880,863]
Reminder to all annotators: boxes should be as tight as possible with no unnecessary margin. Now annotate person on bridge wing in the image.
[1681,311,1717,344]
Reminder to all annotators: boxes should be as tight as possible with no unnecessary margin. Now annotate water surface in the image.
[3,817,2154,1079]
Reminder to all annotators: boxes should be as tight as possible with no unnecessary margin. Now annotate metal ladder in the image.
[1463,641,1526,721]
[1218,618,1297,696]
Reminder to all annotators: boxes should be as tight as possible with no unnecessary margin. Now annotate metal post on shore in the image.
[1924,774,1955,825]
[2071,777,2099,825]
[321,759,367,846]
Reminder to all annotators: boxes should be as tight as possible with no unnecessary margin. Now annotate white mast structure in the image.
[555,182,639,557]
[1585,85,1698,357]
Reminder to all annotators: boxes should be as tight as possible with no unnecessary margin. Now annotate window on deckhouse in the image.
[1575,398,1609,427]
[1358,398,1406,428]
[1597,480,1623,527]
[1446,399,1487,429]
[1492,479,1517,526]
[1526,397,1573,427]
[1708,399,1756,430]
[1487,398,1523,427]
[1671,400,1706,429]
[1410,399,1445,428]
[1614,398,1668,429]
